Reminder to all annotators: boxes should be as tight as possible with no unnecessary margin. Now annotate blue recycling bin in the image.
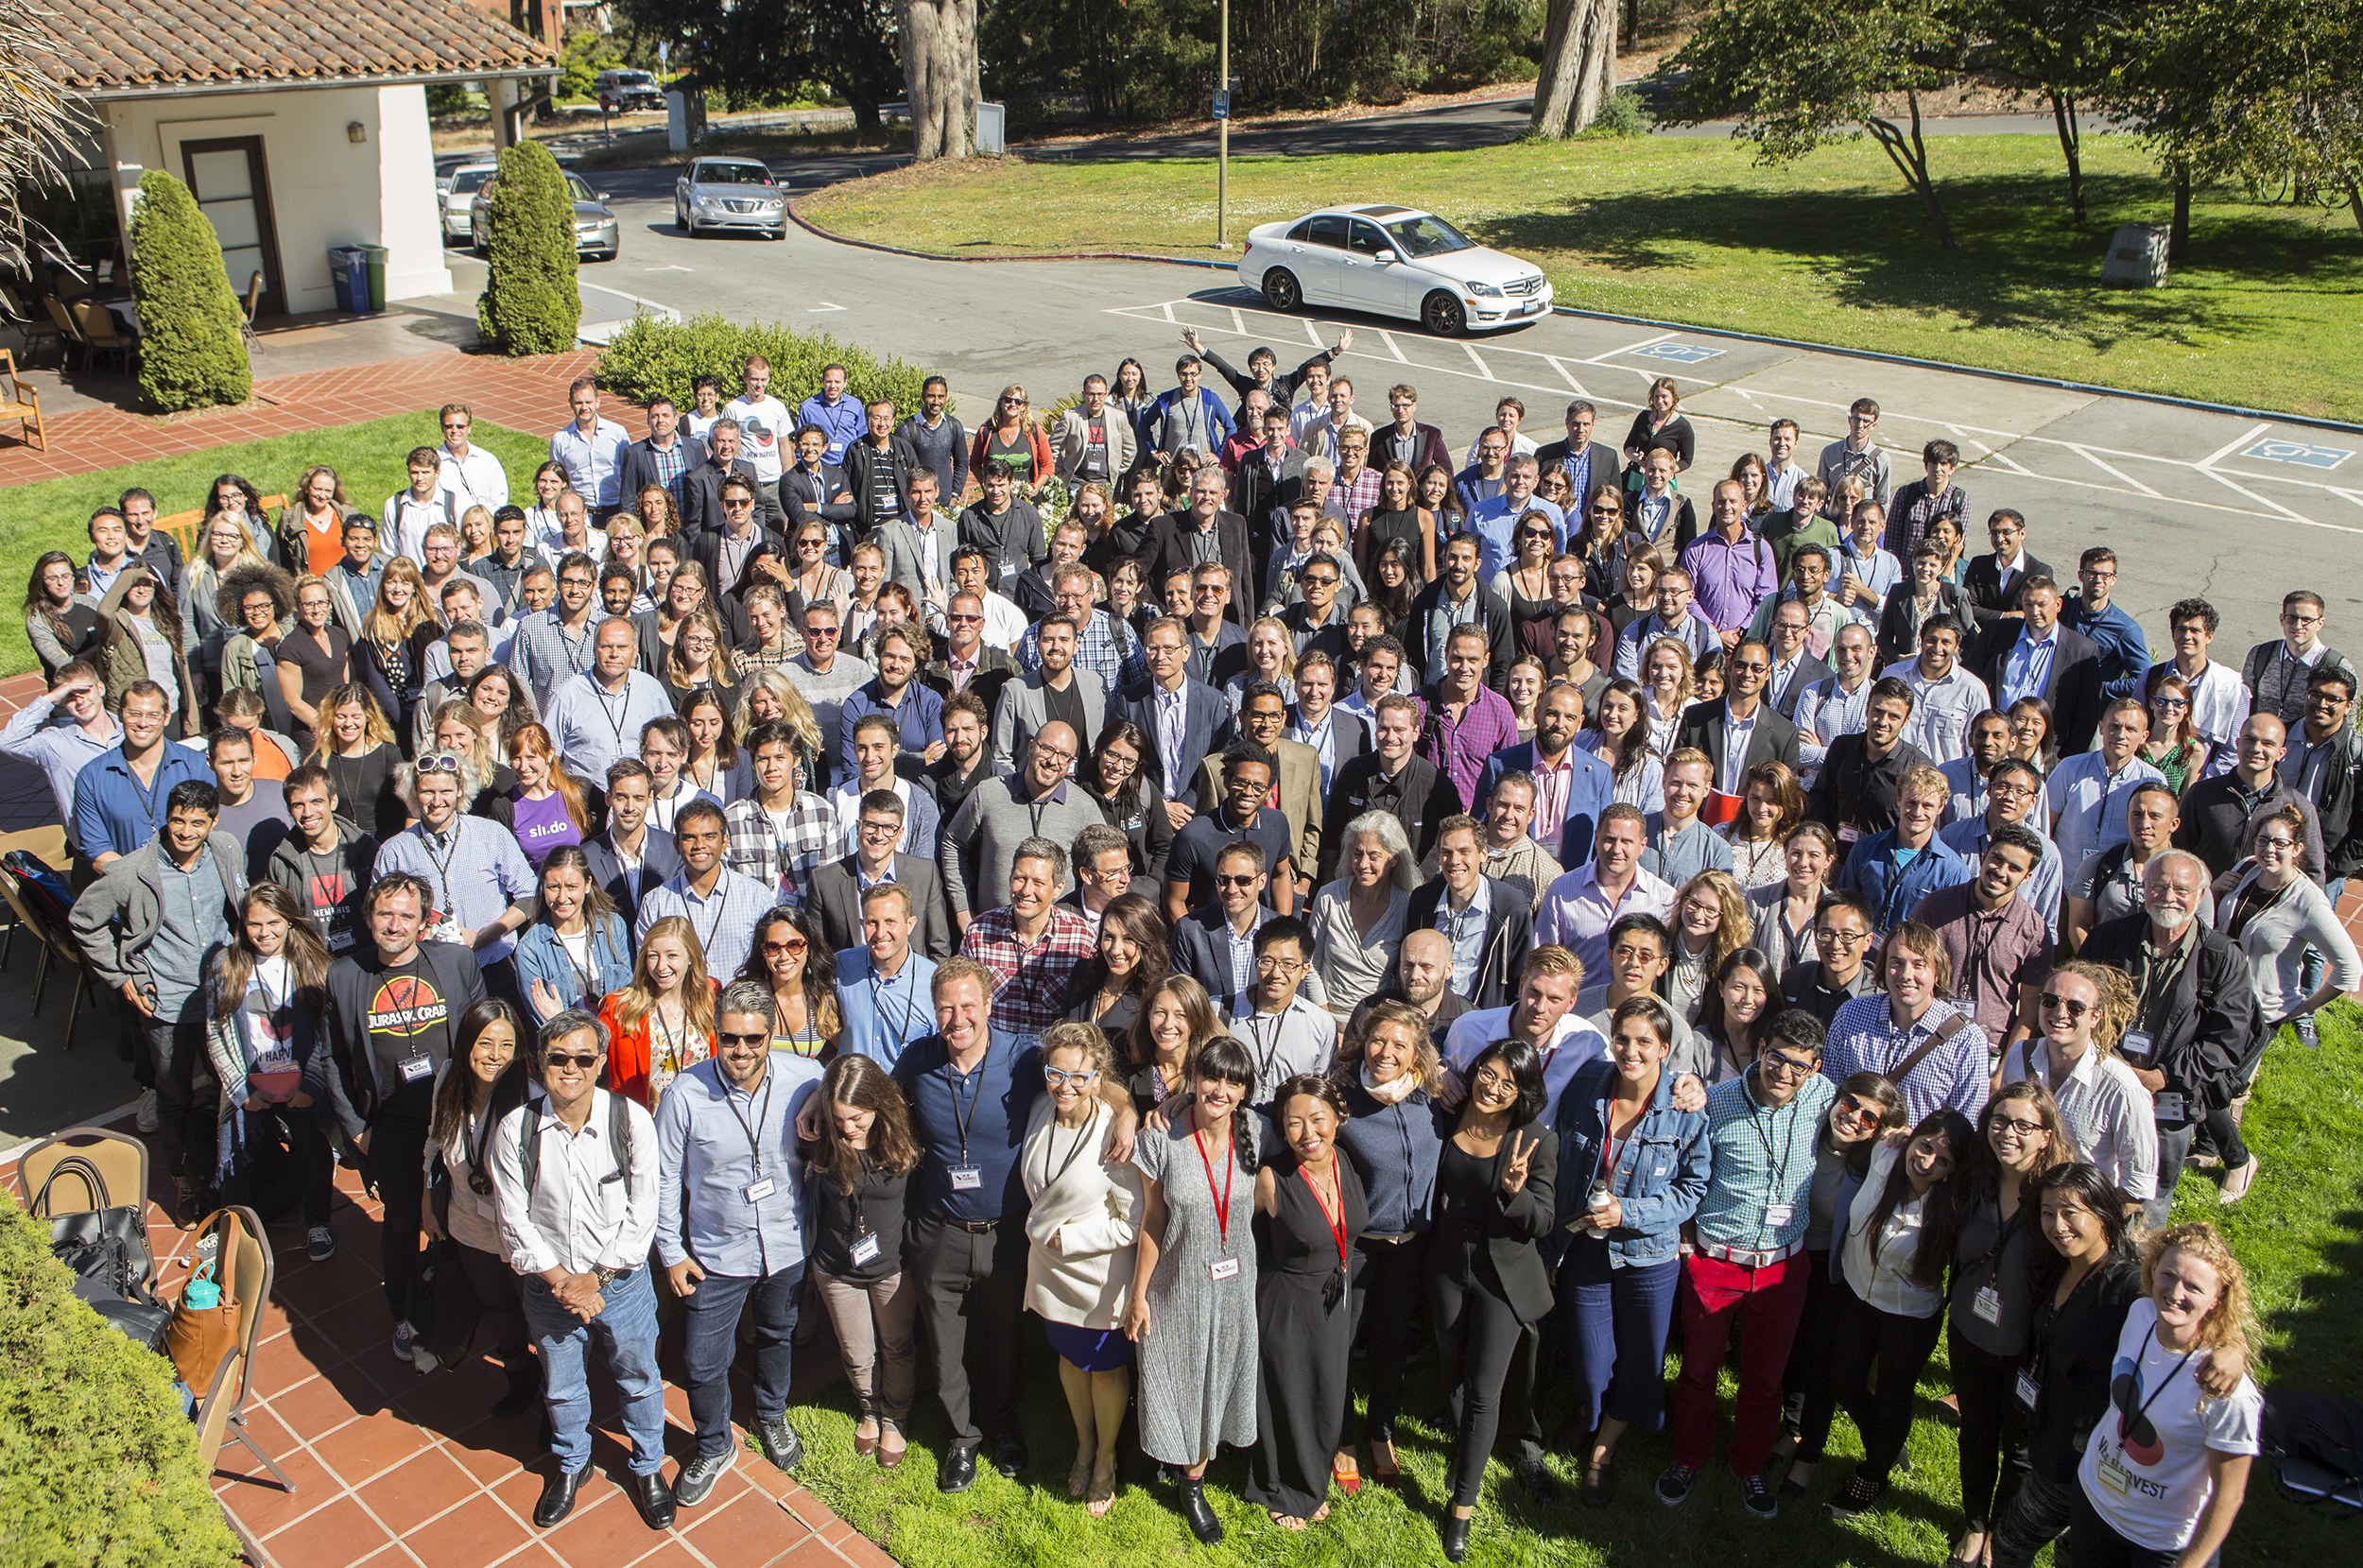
[326,248,367,314]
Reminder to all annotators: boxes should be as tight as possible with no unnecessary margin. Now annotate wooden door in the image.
[180,136,285,319]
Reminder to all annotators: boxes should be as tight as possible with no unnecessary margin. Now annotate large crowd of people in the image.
[30,338,2333,1559]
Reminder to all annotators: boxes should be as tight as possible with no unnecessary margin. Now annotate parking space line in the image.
[2070,446,2161,498]
[1462,343,1492,380]
[1585,331,1676,364]
[1229,306,1246,336]
[2199,422,2275,470]
[1545,355,1587,394]
[1380,332,1409,364]
[2197,466,2308,522]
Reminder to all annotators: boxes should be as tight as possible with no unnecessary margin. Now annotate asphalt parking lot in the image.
[472,158,2359,658]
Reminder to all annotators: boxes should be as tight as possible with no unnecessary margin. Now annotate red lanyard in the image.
[1299,1161,1350,1268]
[1601,1099,1647,1181]
[1193,1109,1235,1246]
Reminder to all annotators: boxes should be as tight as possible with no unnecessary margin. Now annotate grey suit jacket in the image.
[992,667,1109,765]
[806,852,954,962]
[874,513,961,610]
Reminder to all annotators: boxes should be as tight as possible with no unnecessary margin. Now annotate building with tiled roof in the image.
[48,0,559,312]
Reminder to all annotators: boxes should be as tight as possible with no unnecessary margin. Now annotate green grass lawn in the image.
[799,134,2363,422]
[785,1003,2363,1567]
[0,412,549,681]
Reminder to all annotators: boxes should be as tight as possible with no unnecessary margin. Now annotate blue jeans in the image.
[523,1266,667,1475]
[681,1260,804,1458]
[1558,1240,1681,1435]
[2299,876,2346,1008]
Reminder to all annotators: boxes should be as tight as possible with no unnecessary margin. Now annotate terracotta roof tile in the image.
[47,0,557,93]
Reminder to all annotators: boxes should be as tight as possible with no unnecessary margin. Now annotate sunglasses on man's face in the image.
[717,1031,769,1047]
[544,1052,600,1071]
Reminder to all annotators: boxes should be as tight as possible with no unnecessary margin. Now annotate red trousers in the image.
[1668,1250,1810,1476]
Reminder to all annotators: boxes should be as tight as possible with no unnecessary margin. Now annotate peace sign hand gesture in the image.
[1500,1131,1537,1197]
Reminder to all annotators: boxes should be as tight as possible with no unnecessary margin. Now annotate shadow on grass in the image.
[1476,167,2363,355]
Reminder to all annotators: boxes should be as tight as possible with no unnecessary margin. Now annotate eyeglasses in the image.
[1215,872,1262,887]
[717,1030,769,1047]
[1255,955,1306,974]
[2256,835,2298,851]
[1044,1066,1098,1087]
[1034,746,1076,765]
[1991,1114,2046,1138]
[2038,992,2092,1018]
[1758,1050,1815,1077]
[417,753,462,775]
[1815,927,1870,946]
[859,819,901,836]
[544,1052,600,1070]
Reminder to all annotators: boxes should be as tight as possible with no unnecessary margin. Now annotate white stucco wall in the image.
[105,82,453,311]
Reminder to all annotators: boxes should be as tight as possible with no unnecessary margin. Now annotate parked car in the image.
[673,158,789,239]
[595,70,665,114]
[471,171,620,262]
[440,164,498,245]
[1237,204,1553,336]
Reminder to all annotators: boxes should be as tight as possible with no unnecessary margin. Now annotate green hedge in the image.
[597,311,942,421]
[127,171,253,413]
[0,1196,239,1567]
[476,141,582,355]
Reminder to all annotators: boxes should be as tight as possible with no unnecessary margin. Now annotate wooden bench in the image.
[159,494,287,560]
[0,349,43,452]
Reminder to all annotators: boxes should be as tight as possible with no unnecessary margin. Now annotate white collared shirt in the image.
[489,1087,660,1277]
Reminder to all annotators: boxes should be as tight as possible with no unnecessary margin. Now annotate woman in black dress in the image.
[1062,890,1168,1037]
[1248,1073,1368,1530]
[1082,720,1174,885]
[276,575,352,756]
[1620,376,1696,478]
[354,558,438,745]
[1427,1039,1559,1562]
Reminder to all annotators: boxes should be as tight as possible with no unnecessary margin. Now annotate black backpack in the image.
[2264,1387,2363,1516]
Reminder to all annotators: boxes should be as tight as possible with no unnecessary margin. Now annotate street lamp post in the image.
[1216,0,1229,249]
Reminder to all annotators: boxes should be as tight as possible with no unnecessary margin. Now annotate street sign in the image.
[657,40,669,61]
[1212,90,1229,121]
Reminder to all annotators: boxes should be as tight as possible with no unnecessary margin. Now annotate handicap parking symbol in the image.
[1629,342,1724,366]
[2242,439,2352,471]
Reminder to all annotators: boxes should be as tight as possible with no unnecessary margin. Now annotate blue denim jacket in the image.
[1550,1058,1711,1268]
[511,914,637,1027]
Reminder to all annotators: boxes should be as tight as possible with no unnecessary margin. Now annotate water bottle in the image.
[185,1261,220,1310]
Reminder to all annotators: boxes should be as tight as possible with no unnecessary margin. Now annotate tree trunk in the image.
[1865,94,1956,250]
[900,0,978,161]
[2345,176,2363,236]
[2048,90,2084,225]
[2169,161,2191,260]
[1530,0,1617,139]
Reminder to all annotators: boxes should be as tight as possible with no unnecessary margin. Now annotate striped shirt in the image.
[1694,1068,1836,1252]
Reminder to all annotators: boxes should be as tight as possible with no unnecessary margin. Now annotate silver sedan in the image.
[674,158,788,238]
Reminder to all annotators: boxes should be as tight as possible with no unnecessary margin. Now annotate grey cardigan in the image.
[2216,867,2362,1023]
[68,830,248,992]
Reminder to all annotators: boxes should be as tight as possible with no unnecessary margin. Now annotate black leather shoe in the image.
[532,1466,590,1528]
[629,1470,676,1531]
[1441,1511,1473,1563]
[938,1444,978,1493]
[1179,1477,1223,1543]
[992,1434,1029,1479]
[1518,1458,1558,1503]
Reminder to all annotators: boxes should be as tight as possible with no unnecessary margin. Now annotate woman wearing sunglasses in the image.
[420,999,535,1402]
[2217,806,2359,1161]
[1490,512,1562,659]
[734,905,841,1060]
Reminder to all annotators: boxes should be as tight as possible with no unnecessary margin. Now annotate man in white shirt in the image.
[488,1009,668,1530]
[1288,358,1339,447]
[546,619,674,782]
[2153,596,2251,780]
[724,355,794,530]
[1306,376,1375,464]
[528,489,607,566]
[435,403,509,519]
[548,377,632,524]
[1434,944,1603,1109]
[1765,419,1809,512]
[1883,619,1990,765]
[383,446,444,565]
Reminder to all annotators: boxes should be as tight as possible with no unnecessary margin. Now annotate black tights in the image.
[1951,1324,2028,1529]
[1825,1278,1943,1486]
[1429,1261,1526,1508]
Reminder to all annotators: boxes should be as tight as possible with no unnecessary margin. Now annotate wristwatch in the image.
[594,1266,618,1288]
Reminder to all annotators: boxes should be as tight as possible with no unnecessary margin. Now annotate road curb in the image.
[785,202,2363,437]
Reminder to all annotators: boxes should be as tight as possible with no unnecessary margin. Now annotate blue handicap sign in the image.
[2241,439,2352,472]
[1630,342,1724,366]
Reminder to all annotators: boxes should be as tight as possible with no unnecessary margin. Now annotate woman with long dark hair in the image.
[1582,677,1664,809]
[1427,1038,1559,1560]
[23,550,100,681]
[679,685,748,805]
[512,845,634,1027]
[805,1052,923,1469]
[202,884,337,1251]
[1694,948,1783,1084]
[1062,890,1169,1036]
[1820,1107,1977,1520]
[736,905,841,1060]
[1365,536,1420,636]
[1948,1081,2076,1567]
[1620,377,1695,476]
[1123,974,1226,1115]
[354,557,437,742]
[466,662,538,753]
[95,565,199,734]
[419,998,535,1403]
[1083,719,1174,884]
[1123,1035,1265,1544]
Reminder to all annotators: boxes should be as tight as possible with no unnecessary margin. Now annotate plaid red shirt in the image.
[960,905,1095,1036]
[1331,464,1384,534]
[1413,683,1521,811]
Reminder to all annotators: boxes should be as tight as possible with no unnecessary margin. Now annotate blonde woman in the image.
[1663,870,1752,1025]
[314,681,406,839]
[1022,1021,1145,1513]
[1221,616,1299,711]
[181,511,271,682]
[735,666,823,790]
[597,913,717,1110]
[1640,637,1695,759]
[355,556,437,741]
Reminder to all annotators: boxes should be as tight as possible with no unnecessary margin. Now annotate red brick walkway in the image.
[0,347,608,488]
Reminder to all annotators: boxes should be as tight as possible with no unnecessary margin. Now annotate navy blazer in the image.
[1169,900,1270,998]
[581,825,681,931]
[1290,702,1371,786]
[1114,678,1234,811]
[679,456,761,540]
[1477,740,1616,867]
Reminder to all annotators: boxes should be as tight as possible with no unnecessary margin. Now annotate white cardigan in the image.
[2217,867,2362,1024]
[1020,1097,1145,1330]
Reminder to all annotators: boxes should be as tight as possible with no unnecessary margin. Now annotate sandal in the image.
[1270,1511,1305,1530]
[1311,1504,1330,1522]
[1069,1445,1096,1499]
[1087,1458,1118,1516]
[1332,1454,1361,1498]
[1369,1436,1402,1488]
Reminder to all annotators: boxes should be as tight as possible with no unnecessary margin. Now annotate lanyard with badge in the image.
[1243,1008,1287,1096]
[945,1052,988,1193]
[1194,1106,1241,1281]
[1746,1073,1799,1235]
[1967,1202,2026,1328]
[726,1075,778,1204]
[2094,1323,2199,1496]
[385,956,449,1088]
[870,966,923,1057]
[848,1150,885,1266]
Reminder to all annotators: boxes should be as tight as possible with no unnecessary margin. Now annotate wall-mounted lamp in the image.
[347,122,367,144]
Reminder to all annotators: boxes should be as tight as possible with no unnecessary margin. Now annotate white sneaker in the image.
[135,1091,159,1133]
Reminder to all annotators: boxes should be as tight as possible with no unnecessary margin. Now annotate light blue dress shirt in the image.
[652,1054,825,1277]
[836,947,939,1068]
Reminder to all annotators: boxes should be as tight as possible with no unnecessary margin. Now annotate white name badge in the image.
[1210,1256,1241,1283]
[399,1055,434,1082]
[2095,1448,2132,1497]
[851,1232,883,1266]
[2152,1093,2185,1124]
[999,560,1018,578]
[2015,1370,2041,1409]
[744,1178,776,1202]
[2120,1029,2154,1063]
[1837,823,1863,844]
[949,1166,983,1191]
[1974,1285,2004,1325]
[1764,1203,1794,1228]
